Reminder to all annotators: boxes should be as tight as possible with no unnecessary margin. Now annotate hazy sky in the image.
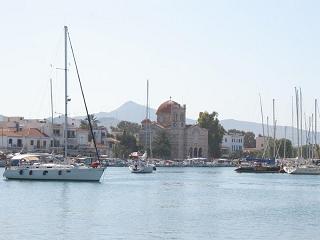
[1,0,320,125]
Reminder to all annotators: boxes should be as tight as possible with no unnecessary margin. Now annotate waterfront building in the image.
[139,99,208,160]
[255,136,267,151]
[221,133,244,157]
[0,127,50,152]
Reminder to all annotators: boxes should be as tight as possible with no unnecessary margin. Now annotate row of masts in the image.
[260,88,318,160]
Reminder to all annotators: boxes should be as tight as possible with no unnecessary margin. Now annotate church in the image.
[139,99,208,160]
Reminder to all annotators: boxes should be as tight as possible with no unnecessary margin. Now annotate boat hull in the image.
[235,165,280,173]
[284,166,320,175]
[3,167,105,181]
[129,165,153,173]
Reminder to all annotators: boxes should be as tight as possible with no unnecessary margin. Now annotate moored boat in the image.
[3,26,105,181]
[283,165,320,175]
[235,162,280,173]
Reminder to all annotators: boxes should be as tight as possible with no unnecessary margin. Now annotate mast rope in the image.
[67,31,100,163]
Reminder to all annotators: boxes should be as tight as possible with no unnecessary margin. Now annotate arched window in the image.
[193,148,198,158]
[198,148,202,157]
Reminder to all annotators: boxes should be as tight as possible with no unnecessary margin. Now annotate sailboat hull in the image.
[3,167,105,181]
[129,165,153,173]
[284,166,320,175]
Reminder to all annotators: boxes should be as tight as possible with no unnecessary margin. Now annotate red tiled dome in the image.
[141,118,152,124]
[156,100,180,114]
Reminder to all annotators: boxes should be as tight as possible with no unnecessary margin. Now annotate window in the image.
[9,139,12,144]
[43,141,46,148]
[67,130,75,138]
[30,140,34,145]
[53,129,60,136]
[17,139,22,147]
[225,138,227,142]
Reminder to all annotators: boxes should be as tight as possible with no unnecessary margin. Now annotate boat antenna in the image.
[67,29,100,162]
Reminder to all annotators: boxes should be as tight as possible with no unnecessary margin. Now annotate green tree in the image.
[111,121,140,135]
[228,129,245,135]
[267,138,293,158]
[244,132,256,148]
[114,131,138,158]
[80,114,99,129]
[152,131,171,159]
[80,119,89,129]
[198,111,225,158]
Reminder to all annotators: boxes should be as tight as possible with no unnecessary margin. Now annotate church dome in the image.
[156,100,180,114]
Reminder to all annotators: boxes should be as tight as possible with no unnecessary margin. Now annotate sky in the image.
[1,0,320,126]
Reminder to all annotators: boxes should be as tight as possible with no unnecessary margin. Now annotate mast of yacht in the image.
[147,80,153,159]
[315,99,318,158]
[291,96,294,152]
[295,87,300,158]
[50,78,54,151]
[64,26,68,161]
[259,93,266,156]
[300,88,303,157]
[273,99,276,160]
[284,126,287,159]
[312,114,314,159]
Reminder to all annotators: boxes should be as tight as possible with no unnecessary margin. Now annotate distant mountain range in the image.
[1,101,317,145]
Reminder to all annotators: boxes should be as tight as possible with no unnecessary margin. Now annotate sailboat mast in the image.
[64,26,68,160]
[295,87,300,158]
[315,99,317,157]
[259,94,265,137]
[291,96,294,157]
[145,80,148,151]
[50,78,54,149]
[284,126,287,159]
[273,99,276,159]
[300,88,303,157]
[147,80,153,158]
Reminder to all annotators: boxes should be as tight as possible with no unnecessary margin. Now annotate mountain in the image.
[220,119,264,136]
[95,101,157,123]
[91,101,196,125]
[220,119,319,146]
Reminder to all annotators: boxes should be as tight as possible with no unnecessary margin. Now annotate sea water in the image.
[0,167,319,240]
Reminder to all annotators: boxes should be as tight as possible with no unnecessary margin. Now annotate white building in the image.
[0,128,50,152]
[221,133,244,155]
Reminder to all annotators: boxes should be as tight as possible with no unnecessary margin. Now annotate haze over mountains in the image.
[1,101,316,145]
[77,101,309,145]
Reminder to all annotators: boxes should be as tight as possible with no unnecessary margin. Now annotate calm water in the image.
[0,167,320,240]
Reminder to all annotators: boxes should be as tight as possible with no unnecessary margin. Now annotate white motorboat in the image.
[3,26,105,181]
[283,165,320,175]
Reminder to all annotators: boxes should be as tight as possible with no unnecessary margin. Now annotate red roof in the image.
[141,118,152,124]
[0,128,49,138]
[156,100,180,114]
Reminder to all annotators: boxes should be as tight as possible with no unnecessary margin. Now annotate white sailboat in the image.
[284,92,320,175]
[3,26,105,181]
[129,80,154,174]
[129,152,154,173]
